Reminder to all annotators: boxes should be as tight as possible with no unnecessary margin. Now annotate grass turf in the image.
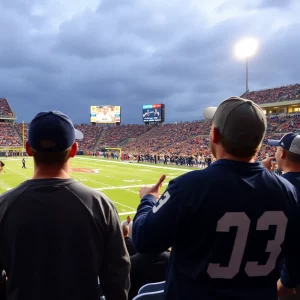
[0,156,194,220]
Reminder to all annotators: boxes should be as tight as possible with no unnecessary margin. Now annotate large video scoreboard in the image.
[142,104,165,122]
[90,105,121,124]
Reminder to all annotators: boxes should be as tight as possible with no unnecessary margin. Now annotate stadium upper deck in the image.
[0,98,15,118]
[0,83,299,155]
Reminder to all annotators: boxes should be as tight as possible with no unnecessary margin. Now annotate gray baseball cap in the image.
[203,96,267,148]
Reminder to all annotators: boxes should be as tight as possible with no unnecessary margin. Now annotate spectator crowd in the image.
[0,98,14,117]
[245,83,300,104]
[0,113,300,160]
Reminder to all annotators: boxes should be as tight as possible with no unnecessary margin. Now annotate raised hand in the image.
[139,174,166,200]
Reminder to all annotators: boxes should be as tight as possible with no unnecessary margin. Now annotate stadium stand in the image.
[0,98,14,117]
[97,124,154,148]
[244,83,300,104]
[122,121,211,155]
[7,113,300,160]
[6,112,300,160]
[74,124,103,150]
[14,123,29,142]
[0,124,21,147]
[2,84,300,157]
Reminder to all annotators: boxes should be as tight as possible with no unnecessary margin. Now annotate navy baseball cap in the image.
[28,111,83,152]
[268,133,300,155]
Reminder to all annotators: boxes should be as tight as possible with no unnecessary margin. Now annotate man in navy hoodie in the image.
[133,97,300,300]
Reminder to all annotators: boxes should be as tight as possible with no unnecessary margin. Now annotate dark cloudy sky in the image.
[1,0,299,124]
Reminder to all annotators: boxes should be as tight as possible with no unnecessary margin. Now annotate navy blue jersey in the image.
[133,159,300,300]
[282,172,300,193]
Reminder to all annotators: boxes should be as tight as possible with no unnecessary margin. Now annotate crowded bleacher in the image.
[0,98,14,117]
[0,83,300,162]
[0,113,298,162]
[244,83,300,104]
[14,123,29,141]
[0,124,21,147]
[74,124,104,150]
[7,113,300,160]
[97,124,154,148]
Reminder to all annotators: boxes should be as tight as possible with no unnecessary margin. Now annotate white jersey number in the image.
[207,211,287,279]
[152,191,170,213]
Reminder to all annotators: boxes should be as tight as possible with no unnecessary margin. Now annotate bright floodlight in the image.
[235,38,258,59]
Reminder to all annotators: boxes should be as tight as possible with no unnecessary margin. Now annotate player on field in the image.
[132,97,300,300]
[0,111,130,300]
[21,157,26,169]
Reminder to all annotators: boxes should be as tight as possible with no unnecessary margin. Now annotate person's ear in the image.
[69,142,78,158]
[25,141,33,156]
[211,126,220,144]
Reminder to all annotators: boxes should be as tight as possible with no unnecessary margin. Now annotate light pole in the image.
[235,38,259,93]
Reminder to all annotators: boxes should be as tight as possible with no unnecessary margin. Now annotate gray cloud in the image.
[0,0,298,124]
[258,0,293,9]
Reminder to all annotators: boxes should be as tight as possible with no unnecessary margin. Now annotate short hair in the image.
[219,133,260,158]
[122,225,129,236]
[285,150,300,164]
[31,148,71,166]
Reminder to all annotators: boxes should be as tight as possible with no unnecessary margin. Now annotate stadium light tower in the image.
[234,38,259,93]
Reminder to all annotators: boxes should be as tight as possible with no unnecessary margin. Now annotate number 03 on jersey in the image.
[207,211,288,279]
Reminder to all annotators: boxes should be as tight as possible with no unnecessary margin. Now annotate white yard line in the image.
[113,201,136,211]
[5,167,31,179]
[0,180,13,191]
[118,211,137,216]
[0,158,24,161]
[96,182,168,191]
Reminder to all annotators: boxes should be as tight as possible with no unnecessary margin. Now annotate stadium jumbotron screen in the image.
[142,104,163,122]
[90,105,121,123]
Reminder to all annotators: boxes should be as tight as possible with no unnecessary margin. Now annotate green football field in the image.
[0,156,193,221]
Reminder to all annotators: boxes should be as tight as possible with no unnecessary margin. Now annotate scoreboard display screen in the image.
[90,105,121,123]
[142,104,163,122]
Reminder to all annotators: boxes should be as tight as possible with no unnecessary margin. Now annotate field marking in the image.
[96,182,168,191]
[74,159,175,178]
[113,201,136,211]
[123,180,142,182]
[5,167,31,179]
[0,179,13,191]
[118,211,136,216]
[75,157,192,172]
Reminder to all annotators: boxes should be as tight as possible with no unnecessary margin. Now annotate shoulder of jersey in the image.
[174,169,210,185]
[0,182,29,203]
[76,181,114,204]
[275,172,298,192]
